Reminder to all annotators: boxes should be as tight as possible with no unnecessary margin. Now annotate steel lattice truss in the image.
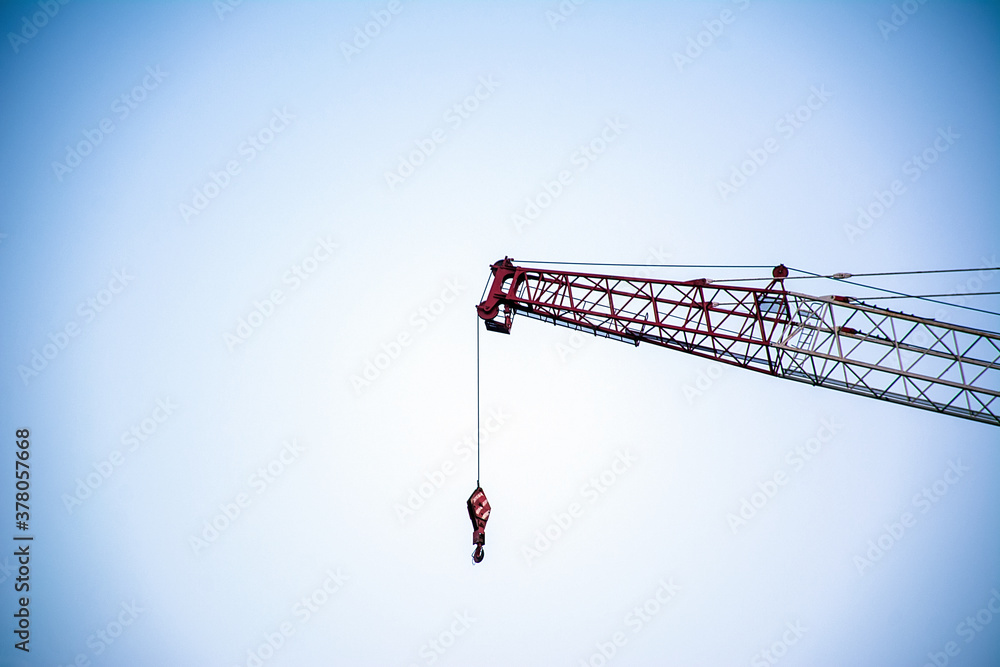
[777,293,999,425]
[476,258,1000,426]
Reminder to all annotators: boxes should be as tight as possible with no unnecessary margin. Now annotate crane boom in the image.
[476,258,1000,426]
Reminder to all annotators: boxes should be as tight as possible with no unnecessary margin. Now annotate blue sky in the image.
[1,1,998,665]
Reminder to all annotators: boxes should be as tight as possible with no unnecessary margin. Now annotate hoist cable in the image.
[475,271,492,488]
[499,259,1000,316]
[476,311,480,488]
[851,291,1000,300]
[787,267,1000,317]
[688,268,1000,282]
[515,261,774,269]
[514,260,998,278]
[818,267,999,279]
[479,272,492,303]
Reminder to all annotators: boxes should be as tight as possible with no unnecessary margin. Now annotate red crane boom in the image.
[476,258,1000,426]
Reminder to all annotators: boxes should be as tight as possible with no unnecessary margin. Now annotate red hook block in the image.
[467,487,491,564]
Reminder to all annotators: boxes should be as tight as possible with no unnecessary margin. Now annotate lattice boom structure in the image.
[476,258,999,426]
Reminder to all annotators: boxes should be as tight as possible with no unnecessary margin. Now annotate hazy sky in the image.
[1,1,998,666]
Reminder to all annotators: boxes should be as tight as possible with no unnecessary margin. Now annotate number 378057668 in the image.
[15,429,30,528]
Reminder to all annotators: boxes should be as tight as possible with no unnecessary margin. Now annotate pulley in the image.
[467,486,490,564]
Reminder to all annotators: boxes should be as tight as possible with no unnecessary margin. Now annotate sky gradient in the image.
[1,1,998,665]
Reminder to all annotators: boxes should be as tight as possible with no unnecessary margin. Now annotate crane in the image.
[475,257,999,426]
[465,257,999,561]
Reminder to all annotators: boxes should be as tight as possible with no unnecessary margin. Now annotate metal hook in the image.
[467,486,491,564]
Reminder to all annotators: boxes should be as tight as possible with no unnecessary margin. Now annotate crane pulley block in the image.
[467,487,491,564]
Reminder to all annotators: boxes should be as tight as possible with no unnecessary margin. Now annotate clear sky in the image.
[1,1,998,665]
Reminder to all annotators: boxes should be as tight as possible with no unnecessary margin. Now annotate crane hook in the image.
[467,486,490,565]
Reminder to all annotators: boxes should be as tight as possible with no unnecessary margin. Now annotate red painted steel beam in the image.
[476,258,999,426]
